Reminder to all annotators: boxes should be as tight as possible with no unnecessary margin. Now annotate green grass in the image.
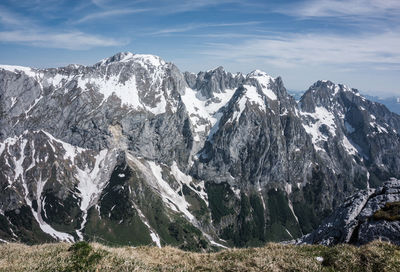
[65,241,106,272]
[1,241,400,271]
[373,202,400,221]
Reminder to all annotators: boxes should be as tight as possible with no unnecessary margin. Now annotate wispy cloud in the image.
[0,6,34,27]
[91,0,110,8]
[200,30,400,69]
[276,0,400,18]
[151,21,262,35]
[98,0,241,14]
[164,0,240,13]
[74,8,150,24]
[0,3,126,50]
[0,30,126,50]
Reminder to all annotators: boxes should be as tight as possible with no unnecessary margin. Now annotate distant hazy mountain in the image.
[363,95,400,115]
[1,52,400,249]
[287,90,304,101]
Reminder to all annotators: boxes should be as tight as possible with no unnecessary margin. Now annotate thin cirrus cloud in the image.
[160,0,241,13]
[0,6,33,27]
[276,0,400,18]
[0,5,127,50]
[90,0,242,14]
[0,30,126,50]
[73,8,151,24]
[151,21,262,35]
[200,31,400,69]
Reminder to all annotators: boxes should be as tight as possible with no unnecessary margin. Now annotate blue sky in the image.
[0,0,399,96]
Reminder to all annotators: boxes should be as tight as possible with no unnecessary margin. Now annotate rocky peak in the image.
[247,69,272,80]
[101,52,135,63]
[95,52,166,69]
[245,70,278,100]
[184,66,244,99]
[300,80,336,113]
[300,80,364,113]
[299,80,400,134]
[0,65,37,78]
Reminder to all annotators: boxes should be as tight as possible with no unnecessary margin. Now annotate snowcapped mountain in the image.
[1,52,400,249]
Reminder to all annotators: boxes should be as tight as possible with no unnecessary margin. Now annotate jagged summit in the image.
[66,64,84,69]
[101,52,135,63]
[247,69,273,78]
[206,66,225,73]
[96,51,166,67]
[299,79,367,114]
[0,64,37,77]
[306,80,362,97]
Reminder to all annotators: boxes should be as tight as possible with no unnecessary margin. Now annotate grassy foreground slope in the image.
[1,241,400,271]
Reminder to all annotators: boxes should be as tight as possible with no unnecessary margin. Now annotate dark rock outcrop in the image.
[298,178,400,245]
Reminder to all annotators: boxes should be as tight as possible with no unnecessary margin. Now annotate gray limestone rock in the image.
[297,179,400,246]
[1,52,400,248]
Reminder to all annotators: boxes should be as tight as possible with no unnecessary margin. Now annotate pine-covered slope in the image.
[1,52,400,249]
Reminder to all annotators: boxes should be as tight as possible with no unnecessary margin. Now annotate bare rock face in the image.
[298,178,400,245]
[1,52,400,248]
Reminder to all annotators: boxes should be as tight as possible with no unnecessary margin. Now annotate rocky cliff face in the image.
[1,52,400,249]
[297,178,400,246]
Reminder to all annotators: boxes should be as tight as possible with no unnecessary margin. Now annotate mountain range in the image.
[289,90,400,115]
[1,52,400,250]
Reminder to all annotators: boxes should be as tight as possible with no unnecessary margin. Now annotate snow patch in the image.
[170,161,208,206]
[285,228,293,238]
[77,74,166,115]
[71,53,171,115]
[207,112,224,142]
[131,54,166,67]
[344,121,355,133]
[210,240,228,249]
[288,199,300,227]
[31,173,74,242]
[232,186,241,198]
[147,161,195,221]
[242,85,266,111]
[181,87,234,136]
[229,95,247,123]
[284,183,292,195]
[99,52,166,67]
[342,135,358,155]
[10,97,17,108]
[370,122,388,134]
[127,154,197,223]
[0,136,19,156]
[0,65,37,78]
[8,136,76,243]
[248,70,277,100]
[75,149,116,240]
[301,106,336,152]
[41,130,85,161]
